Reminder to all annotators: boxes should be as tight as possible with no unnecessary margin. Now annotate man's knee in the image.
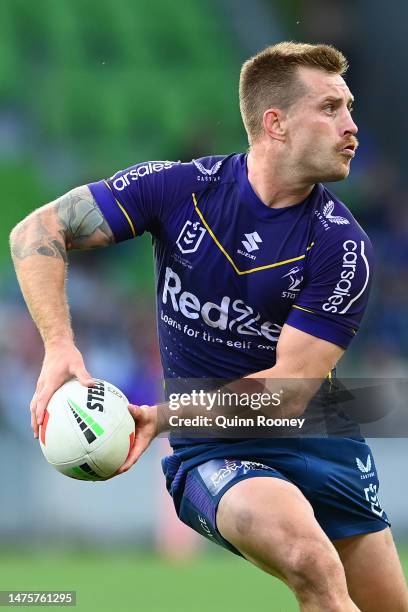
[217,492,349,607]
[287,537,348,599]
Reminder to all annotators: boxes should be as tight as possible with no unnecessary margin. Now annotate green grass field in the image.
[1,547,407,612]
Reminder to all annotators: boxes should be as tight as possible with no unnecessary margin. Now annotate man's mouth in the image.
[340,142,357,158]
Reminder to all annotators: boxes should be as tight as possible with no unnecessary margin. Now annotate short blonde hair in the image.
[239,41,348,144]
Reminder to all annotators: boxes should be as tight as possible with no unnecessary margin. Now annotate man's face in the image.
[284,66,358,182]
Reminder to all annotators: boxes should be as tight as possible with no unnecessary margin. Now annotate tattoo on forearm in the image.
[11,185,114,262]
[11,213,68,262]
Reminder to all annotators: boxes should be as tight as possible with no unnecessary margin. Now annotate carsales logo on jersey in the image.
[110,161,179,191]
[162,267,282,342]
[322,240,369,314]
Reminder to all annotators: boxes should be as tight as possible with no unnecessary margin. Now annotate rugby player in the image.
[10,42,408,611]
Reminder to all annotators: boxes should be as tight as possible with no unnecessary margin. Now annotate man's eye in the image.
[324,104,335,113]
[348,105,354,113]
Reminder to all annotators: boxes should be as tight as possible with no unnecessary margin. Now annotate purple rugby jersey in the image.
[88,153,373,440]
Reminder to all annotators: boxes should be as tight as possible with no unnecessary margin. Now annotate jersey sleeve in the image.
[285,231,374,349]
[87,160,182,241]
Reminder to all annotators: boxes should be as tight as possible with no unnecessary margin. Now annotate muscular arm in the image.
[152,326,343,433]
[10,185,114,346]
[152,325,344,430]
[172,324,343,420]
[246,323,344,415]
[120,324,345,472]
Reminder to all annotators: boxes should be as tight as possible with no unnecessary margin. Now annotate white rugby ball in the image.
[39,379,135,481]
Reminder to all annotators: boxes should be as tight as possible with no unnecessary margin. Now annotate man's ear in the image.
[263,108,287,142]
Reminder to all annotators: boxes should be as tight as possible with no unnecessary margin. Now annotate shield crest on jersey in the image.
[176,220,206,254]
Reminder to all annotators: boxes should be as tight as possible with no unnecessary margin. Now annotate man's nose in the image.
[343,110,358,136]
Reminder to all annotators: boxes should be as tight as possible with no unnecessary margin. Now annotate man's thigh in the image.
[215,475,342,583]
[177,458,291,555]
[333,528,408,612]
[175,459,357,608]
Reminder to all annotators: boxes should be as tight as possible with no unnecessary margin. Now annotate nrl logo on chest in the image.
[176,220,206,255]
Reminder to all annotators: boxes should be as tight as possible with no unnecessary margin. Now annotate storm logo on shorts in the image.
[364,483,384,517]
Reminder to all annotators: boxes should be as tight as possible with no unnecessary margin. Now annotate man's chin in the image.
[319,165,350,183]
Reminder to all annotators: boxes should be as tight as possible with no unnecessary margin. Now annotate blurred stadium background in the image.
[1,1,407,610]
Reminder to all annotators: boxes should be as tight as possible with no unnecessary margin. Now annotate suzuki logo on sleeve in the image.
[242,232,262,252]
[176,221,206,254]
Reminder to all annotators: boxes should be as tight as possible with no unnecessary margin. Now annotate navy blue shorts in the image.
[162,438,390,556]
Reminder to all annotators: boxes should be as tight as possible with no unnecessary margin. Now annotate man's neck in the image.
[246,146,314,209]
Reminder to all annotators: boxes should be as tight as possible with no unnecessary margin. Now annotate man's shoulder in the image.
[190,153,237,178]
[170,153,238,193]
[109,153,238,195]
[312,184,371,244]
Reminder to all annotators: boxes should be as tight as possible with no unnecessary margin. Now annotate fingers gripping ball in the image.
[39,379,135,481]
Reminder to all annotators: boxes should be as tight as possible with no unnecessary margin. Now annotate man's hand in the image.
[117,404,158,474]
[31,341,94,438]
